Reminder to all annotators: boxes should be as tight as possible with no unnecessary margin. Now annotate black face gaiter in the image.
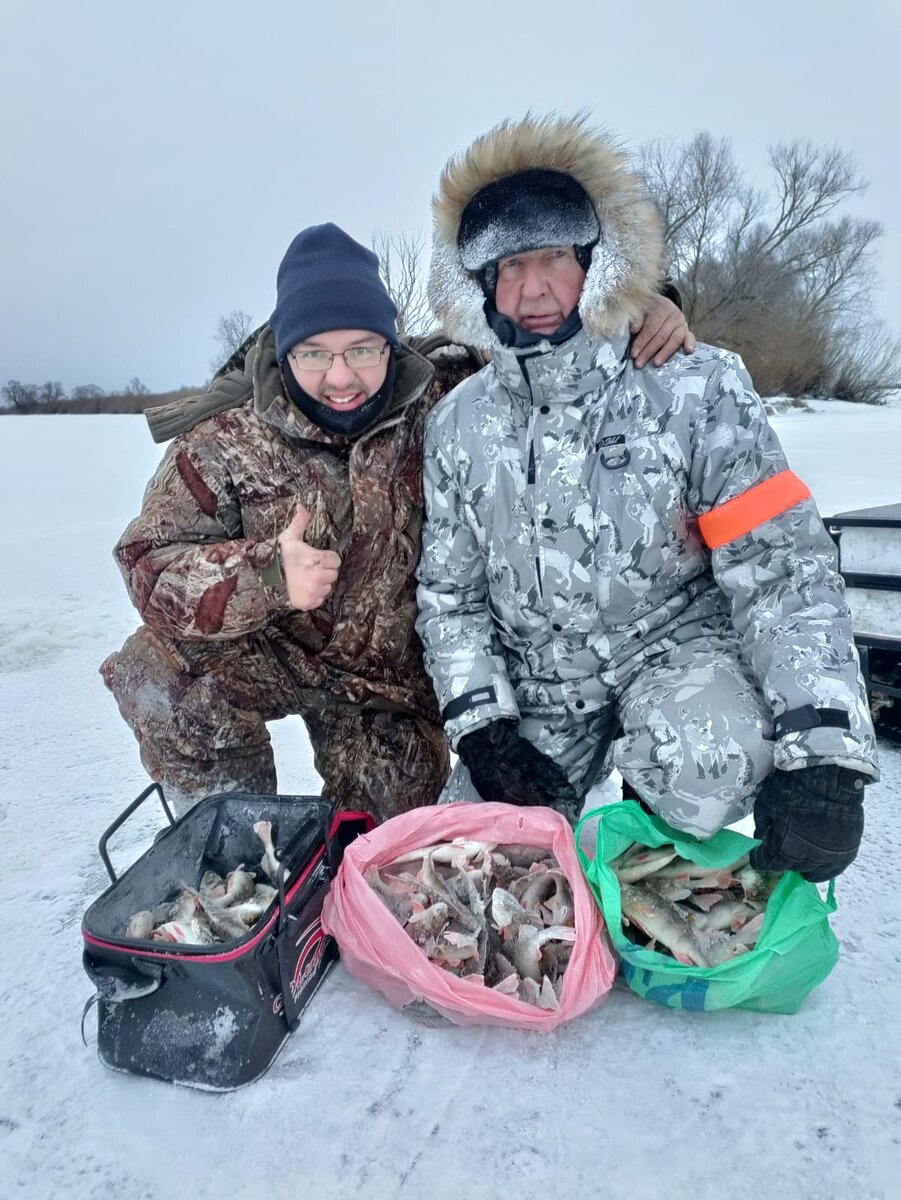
[485,303,584,349]
[281,351,397,437]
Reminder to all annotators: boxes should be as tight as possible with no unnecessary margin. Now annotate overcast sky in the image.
[1,0,898,393]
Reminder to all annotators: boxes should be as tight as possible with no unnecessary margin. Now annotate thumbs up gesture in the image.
[277,504,342,611]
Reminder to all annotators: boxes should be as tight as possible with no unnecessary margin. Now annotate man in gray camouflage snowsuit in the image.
[416,114,877,880]
[100,219,691,823]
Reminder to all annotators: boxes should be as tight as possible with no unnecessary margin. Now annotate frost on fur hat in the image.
[457,168,600,271]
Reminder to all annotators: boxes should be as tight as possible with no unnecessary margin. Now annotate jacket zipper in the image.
[518,354,544,600]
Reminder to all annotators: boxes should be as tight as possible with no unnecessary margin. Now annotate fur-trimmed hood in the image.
[428,113,665,349]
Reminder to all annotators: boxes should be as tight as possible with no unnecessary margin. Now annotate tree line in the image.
[0,376,177,414]
[4,134,898,413]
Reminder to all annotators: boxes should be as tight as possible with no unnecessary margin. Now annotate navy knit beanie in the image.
[270,223,399,361]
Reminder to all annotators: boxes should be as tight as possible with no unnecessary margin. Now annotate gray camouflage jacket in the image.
[416,114,878,779]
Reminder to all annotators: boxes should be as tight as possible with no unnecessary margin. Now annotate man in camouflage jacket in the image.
[416,114,877,880]
[100,225,478,820]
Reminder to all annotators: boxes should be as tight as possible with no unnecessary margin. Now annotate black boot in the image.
[621,777,656,816]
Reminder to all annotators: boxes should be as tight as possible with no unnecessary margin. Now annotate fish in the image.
[367,841,578,1008]
[416,853,481,933]
[513,924,577,984]
[681,889,724,911]
[389,839,496,867]
[119,821,297,946]
[517,977,542,1005]
[433,930,480,964]
[253,883,278,905]
[220,865,256,907]
[612,844,680,883]
[536,870,575,927]
[732,911,766,946]
[613,839,778,967]
[406,901,451,946]
[181,885,248,942]
[170,889,203,922]
[490,887,543,938]
[364,867,415,925]
[705,940,752,966]
[150,919,215,945]
[491,973,520,995]
[688,898,761,933]
[540,933,574,979]
[228,898,270,926]
[538,975,561,1011]
[253,820,288,885]
[652,857,745,888]
[737,865,780,902]
[199,871,226,901]
[125,911,155,939]
[620,882,711,967]
[501,844,556,868]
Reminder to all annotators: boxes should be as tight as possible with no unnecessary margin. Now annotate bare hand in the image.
[630,294,696,368]
[277,505,341,611]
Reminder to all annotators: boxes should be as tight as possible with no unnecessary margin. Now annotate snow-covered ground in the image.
[1,407,899,1200]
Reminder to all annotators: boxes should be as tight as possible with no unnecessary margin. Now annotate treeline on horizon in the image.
[0,379,198,415]
[4,132,901,412]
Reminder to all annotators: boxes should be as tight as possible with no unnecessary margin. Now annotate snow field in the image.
[0,410,899,1200]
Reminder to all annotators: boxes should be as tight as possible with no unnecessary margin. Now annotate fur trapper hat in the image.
[428,113,665,348]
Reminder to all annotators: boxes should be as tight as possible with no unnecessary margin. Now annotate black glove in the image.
[749,765,866,883]
[457,720,579,812]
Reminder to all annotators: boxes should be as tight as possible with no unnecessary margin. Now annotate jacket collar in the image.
[491,327,630,404]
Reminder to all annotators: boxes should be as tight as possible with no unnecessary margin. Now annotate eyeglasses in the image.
[288,343,390,371]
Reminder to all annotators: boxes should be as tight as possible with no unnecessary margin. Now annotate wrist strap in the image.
[771,706,851,740]
[442,686,499,723]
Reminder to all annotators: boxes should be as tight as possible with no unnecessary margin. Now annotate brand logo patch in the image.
[290,919,328,1001]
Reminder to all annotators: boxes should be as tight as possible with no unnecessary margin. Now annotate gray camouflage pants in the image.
[441,636,774,837]
[101,626,449,822]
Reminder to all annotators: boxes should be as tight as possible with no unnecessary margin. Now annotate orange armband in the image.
[698,469,811,549]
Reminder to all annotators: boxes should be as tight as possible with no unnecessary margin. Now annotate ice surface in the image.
[1,411,900,1200]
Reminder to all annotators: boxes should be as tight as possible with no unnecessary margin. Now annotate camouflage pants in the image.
[441,635,774,837]
[100,627,449,822]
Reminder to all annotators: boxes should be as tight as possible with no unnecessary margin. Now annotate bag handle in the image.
[97,782,176,885]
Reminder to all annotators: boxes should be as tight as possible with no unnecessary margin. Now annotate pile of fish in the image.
[365,838,576,1010]
[124,820,285,945]
[610,841,780,967]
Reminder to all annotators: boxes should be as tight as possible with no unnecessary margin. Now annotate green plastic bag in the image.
[576,801,839,1014]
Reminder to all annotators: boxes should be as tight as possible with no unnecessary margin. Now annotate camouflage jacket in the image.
[114,327,443,718]
[415,329,879,778]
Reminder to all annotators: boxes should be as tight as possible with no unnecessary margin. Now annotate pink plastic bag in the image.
[321,801,617,1030]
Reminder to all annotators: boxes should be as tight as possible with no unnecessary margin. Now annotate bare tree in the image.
[211,309,255,373]
[1,380,40,411]
[39,381,67,406]
[70,384,106,402]
[829,323,901,404]
[124,377,149,396]
[639,134,898,400]
[371,230,435,338]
